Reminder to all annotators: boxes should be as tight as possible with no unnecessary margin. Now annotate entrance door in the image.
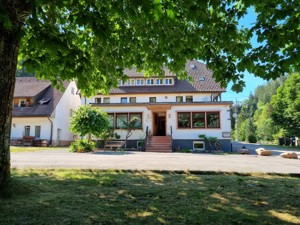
[153,112,166,136]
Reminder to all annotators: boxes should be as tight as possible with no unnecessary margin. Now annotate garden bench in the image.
[104,141,125,150]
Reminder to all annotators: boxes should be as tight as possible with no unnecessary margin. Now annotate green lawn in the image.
[0,169,299,225]
[10,146,69,153]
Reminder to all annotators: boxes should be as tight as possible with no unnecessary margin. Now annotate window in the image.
[177,111,220,129]
[186,96,193,102]
[207,112,220,128]
[121,97,128,103]
[95,98,101,104]
[103,97,110,103]
[108,112,143,129]
[130,79,135,85]
[176,96,183,102]
[35,126,41,138]
[155,79,163,85]
[24,126,30,136]
[193,141,205,150]
[177,112,190,128]
[165,78,173,85]
[116,113,128,128]
[71,87,75,94]
[107,113,114,128]
[19,99,26,107]
[129,113,142,128]
[192,112,205,128]
[199,76,205,81]
[136,79,144,85]
[129,97,136,103]
[146,79,154,85]
[149,97,156,103]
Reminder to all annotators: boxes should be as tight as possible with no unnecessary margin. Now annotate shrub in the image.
[247,134,257,143]
[70,139,96,153]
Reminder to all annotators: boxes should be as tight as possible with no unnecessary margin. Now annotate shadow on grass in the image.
[0,169,299,225]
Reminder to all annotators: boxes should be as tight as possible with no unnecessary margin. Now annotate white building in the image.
[11,77,81,146]
[82,60,233,152]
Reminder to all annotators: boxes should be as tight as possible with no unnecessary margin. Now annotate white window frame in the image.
[35,126,41,139]
[19,99,27,107]
[146,78,154,85]
[165,78,173,85]
[103,97,110,103]
[193,141,205,151]
[155,78,163,85]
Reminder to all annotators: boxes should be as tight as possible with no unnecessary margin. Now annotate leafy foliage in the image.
[271,73,300,137]
[69,139,96,153]
[70,105,110,141]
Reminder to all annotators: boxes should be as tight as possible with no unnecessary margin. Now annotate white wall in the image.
[11,117,51,139]
[167,104,231,139]
[83,93,213,104]
[95,103,231,140]
[52,81,81,144]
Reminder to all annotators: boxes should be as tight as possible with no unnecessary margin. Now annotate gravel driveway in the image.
[11,142,300,174]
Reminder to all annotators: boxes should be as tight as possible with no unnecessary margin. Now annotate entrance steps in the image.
[145,136,172,153]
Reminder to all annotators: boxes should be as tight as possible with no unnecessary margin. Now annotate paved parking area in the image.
[11,148,300,174]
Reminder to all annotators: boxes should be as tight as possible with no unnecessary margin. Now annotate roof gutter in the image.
[48,117,53,146]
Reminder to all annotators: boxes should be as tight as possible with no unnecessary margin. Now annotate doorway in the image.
[153,112,166,136]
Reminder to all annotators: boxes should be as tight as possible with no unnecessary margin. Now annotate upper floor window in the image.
[146,79,154,85]
[149,97,156,103]
[71,87,75,95]
[129,97,136,103]
[136,79,144,85]
[130,79,135,85]
[155,79,163,85]
[103,97,110,103]
[19,99,26,107]
[176,96,183,103]
[186,96,193,102]
[121,97,128,104]
[165,78,173,85]
[95,98,101,104]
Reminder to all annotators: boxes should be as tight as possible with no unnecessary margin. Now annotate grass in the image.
[1,169,299,225]
[10,146,69,153]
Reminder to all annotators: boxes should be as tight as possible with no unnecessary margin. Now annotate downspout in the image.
[48,117,53,146]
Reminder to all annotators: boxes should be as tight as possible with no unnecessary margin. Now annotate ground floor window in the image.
[35,126,41,138]
[24,126,30,136]
[109,113,143,129]
[177,111,220,129]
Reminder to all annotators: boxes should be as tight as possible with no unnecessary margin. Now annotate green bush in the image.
[247,134,257,143]
[70,139,96,153]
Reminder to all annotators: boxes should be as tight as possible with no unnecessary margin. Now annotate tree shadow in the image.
[1,170,299,225]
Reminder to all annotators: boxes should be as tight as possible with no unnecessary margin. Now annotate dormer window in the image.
[190,64,196,69]
[165,78,173,85]
[130,79,135,85]
[155,79,163,85]
[19,99,27,107]
[199,76,205,81]
[146,79,154,85]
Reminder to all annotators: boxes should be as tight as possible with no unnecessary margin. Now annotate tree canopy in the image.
[70,105,110,141]
[271,73,300,137]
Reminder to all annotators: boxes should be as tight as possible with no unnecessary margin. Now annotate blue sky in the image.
[222,7,267,102]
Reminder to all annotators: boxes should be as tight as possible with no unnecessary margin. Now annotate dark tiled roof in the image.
[108,60,225,94]
[13,78,69,117]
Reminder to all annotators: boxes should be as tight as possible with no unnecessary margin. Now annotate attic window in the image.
[190,64,196,69]
[39,98,51,105]
[199,76,205,81]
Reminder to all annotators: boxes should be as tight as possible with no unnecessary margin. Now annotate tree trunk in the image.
[0,1,30,191]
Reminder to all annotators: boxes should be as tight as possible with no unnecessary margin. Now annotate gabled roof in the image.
[14,77,51,97]
[108,60,225,94]
[13,78,70,117]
